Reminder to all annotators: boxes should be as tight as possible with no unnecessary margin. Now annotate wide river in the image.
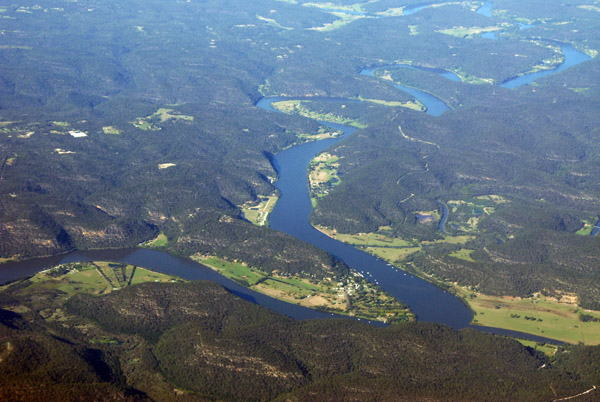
[0,42,589,344]
[257,98,472,328]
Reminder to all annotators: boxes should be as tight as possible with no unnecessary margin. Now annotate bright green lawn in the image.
[15,262,181,300]
[200,256,268,286]
[366,247,421,263]
[463,289,600,345]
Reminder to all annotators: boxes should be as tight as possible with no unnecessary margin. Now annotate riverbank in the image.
[313,226,600,345]
[263,96,474,328]
[0,261,184,303]
[193,254,413,323]
[457,286,600,345]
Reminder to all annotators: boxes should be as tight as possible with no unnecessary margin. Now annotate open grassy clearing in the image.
[0,123,36,138]
[377,7,405,17]
[0,121,20,127]
[315,226,414,247]
[446,195,505,233]
[132,108,193,131]
[240,194,279,226]
[308,152,341,205]
[256,15,293,30]
[570,87,591,94]
[132,119,158,131]
[450,65,495,84]
[1,262,183,304]
[102,126,122,134]
[578,4,600,13]
[153,108,194,122]
[193,255,412,322]
[0,45,32,49]
[576,220,594,236]
[141,232,169,248]
[357,96,425,111]
[316,226,472,262]
[474,194,509,203]
[415,209,440,224]
[454,286,600,345]
[198,256,268,286]
[319,229,421,262]
[448,248,476,262]
[272,100,367,128]
[316,227,421,263]
[296,125,343,141]
[422,235,475,245]
[306,14,363,32]
[302,2,368,32]
[158,163,176,169]
[516,339,558,357]
[365,246,421,264]
[258,277,323,299]
[302,2,365,13]
[437,25,504,39]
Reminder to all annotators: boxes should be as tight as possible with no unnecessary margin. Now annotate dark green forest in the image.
[1,0,599,296]
[1,278,599,401]
[1,0,600,399]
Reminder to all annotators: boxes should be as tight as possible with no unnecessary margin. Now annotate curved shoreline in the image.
[0,247,384,326]
[437,201,449,234]
[261,96,569,344]
[359,66,451,116]
[2,36,591,345]
[256,39,593,340]
[261,96,472,328]
[362,44,591,91]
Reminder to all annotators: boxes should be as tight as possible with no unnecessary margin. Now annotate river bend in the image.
[1,35,590,342]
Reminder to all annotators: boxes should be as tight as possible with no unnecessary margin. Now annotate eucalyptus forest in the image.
[1,0,600,400]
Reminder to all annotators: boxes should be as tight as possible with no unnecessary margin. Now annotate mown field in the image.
[457,287,600,345]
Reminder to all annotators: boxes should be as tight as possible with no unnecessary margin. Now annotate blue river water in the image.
[591,219,600,237]
[0,98,567,343]
[437,202,449,234]
[361,44,590,90]
[256,96,564,343]
[473,2,591,87]
[359,66,451,116]
[262,101,472,327]
[0,248,383,325]
[2,18,590,342]
[499,45,592,88]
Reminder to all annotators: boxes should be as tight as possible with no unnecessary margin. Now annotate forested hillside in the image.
[1,0,600,398]
[1,275,599,401]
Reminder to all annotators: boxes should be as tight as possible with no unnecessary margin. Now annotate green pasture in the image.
[200,256,268,286]
[465,290,600,345]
